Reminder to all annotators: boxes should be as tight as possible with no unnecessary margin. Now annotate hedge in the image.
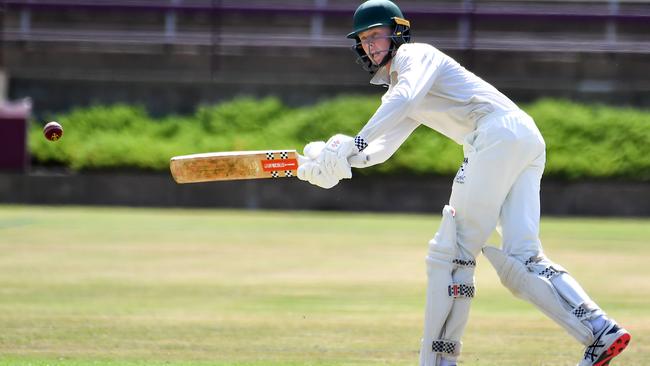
[28,97,650,180]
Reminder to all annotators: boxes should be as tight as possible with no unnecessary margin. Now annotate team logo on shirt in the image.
[455,157,468,184]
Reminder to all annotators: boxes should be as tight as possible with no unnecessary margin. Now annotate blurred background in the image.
[2,0,650,112]
[0,2,649,365]
[0,0,649,215]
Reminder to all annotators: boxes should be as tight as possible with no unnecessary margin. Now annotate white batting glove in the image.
[297,161,340,189]
[303,141,326,160]
[318,134,355,180]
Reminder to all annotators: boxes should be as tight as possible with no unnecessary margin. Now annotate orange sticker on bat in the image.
[261,159,298,172]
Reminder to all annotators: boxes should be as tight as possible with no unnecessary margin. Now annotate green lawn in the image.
[0,206,647,366]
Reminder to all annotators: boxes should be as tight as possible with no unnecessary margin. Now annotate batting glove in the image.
[297,160,340,189]
[318,134,354,180]
[303,141,326,160]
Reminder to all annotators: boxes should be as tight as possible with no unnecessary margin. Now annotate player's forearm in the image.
[356,93,414,146]
[349,141,400,169]
[351,118,420,168]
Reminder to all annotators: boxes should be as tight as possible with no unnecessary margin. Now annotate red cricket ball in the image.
[43,121,64,141]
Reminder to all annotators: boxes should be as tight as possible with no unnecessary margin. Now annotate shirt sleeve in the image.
[355,46,441,149]
[350,117,420,168]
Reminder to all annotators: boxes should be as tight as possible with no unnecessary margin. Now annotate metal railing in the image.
[3,0,650,53]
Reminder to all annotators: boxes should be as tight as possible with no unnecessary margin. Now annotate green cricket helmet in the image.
[348,0,412,75]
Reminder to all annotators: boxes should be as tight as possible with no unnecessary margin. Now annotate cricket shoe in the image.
[578,321,631,366]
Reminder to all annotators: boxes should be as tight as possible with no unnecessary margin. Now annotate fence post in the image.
[311,0,327,41]
[165,0,180,42]
[20,6,31,37]
[606,0,619,44]
[459,0,474,50]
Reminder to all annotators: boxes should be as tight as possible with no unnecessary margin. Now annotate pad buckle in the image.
[538,266,561,280]
[448,283,475,298]
[452,258,476,267]
[572,302,595,321]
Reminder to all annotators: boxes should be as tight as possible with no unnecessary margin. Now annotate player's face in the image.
[358,27,392,65]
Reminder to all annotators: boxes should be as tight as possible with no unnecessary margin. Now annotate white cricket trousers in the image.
[449,110,546,261]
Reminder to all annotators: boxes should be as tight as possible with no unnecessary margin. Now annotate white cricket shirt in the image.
[353,43,520,167]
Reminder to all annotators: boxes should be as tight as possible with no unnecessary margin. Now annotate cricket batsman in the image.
[297,1,631,365]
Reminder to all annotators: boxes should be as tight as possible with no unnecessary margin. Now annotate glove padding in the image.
[298,140,339,189]
[318,134,355,180]
[297,161,340,189]
[303,141,326,160]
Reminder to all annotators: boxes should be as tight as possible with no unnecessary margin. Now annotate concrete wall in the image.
[1,172,649,216]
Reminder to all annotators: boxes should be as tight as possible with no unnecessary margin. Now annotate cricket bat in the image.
[170,150,306,183]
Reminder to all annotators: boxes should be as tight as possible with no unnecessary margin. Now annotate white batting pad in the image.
[482,246,595,345]
[420,206,476,366]
[440,264,474,359]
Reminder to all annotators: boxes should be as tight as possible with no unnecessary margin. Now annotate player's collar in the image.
[370,65,390,86]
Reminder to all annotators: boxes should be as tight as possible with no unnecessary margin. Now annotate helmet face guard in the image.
[350,17,411,75]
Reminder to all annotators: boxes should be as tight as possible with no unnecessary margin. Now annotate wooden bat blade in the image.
[170,150,300,183]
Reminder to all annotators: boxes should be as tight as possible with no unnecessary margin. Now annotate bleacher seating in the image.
[1,0,649,113]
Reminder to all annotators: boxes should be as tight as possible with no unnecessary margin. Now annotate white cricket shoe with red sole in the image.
[578,322,631,366]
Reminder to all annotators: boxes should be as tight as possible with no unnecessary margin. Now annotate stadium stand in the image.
[1,0,649,113]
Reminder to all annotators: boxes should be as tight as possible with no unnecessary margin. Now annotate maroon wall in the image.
[0,101,31,172]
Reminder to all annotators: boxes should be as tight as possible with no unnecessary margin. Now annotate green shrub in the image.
[29,97,650,180]
[530,99,650,180]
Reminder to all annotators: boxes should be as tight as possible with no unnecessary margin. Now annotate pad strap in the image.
[572,302,596,321]
[537,266,562,280]
[448,283,475,298]
[453,258,476,267]
[525,256,564,280]
[524,258,566,281]
[432,339,461,356]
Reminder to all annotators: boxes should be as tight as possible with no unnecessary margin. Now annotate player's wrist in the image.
[354,135,368,152]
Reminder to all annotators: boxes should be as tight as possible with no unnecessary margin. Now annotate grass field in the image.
[0,205,648,366]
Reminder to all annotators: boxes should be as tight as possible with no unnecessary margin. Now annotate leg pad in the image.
[483,246,595,345]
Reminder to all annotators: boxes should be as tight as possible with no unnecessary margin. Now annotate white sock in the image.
[439,358,457,366]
